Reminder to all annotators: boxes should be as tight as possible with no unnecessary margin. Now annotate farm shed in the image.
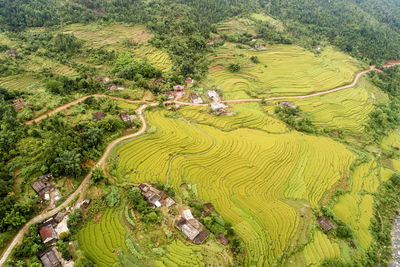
[193,230,210,244]
[217,234,229,245]
[39,224,58,245]
[54,212,64,223]
[317,216,337,231]
[155,77,164,83]
[31,174,53,195]
[40,249,61,267]
[186,77,194,84]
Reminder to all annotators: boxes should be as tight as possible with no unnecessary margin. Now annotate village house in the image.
[211,102,228,115]
[76,199,91,210]
[139,183,176,208]
[173,85,185,92]
[317,216,337,231]
[190,93,203,104]
[39,224,58,245]
[176,209,209,244]
[279,102,297,109]
[31,174,53,198]
[117,86,125,91]
[207,90,220,102]
[40,249,61,267]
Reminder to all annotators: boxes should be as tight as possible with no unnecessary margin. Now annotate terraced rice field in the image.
[206,44,364,99]
[78,208,128,267]
[63,23,152,48]
[115,109,356,265]
[63,23,172,71]
[155,240,229,266]
[0,75,39,91]
[289,78,379,135]
[178,102,287,133]
[332,160,380,250]
[133,46,172,71]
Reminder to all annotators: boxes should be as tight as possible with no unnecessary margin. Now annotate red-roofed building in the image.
[39,224,58,245]
[185,77,194,84]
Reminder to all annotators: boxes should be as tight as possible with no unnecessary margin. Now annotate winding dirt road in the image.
[1,63,398,265]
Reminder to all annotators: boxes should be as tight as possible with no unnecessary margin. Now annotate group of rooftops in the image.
[138,183,210,244]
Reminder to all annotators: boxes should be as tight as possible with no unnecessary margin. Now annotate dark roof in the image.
[40,249,61,267]
[54,212,64,223]
[217,234,229,245]
[204,203,215,211]
[317,216,336,231]
[193,229,210,244]
[92,112,105,121]
[176,217,187,230]
[31,174,52,194]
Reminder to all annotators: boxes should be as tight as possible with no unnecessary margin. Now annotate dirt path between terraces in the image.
[1,62,400,266]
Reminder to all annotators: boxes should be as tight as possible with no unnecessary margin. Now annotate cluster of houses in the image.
[176,209,210,244]
[31,174,61,206]
[38,211,69,267]
[139,183,176,209]
[207,90,228,115]
[163,77,194,102]
[138,183,210,244]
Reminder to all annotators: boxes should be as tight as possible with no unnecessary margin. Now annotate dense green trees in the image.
[367,66,400,141]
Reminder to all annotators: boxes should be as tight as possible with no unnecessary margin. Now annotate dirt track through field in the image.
[1,62,399,266]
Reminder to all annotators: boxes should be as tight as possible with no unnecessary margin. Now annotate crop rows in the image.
[292,78,375,135]
[134,46,172,71]
[302,231,340,266]
[0,74,39,91]
[206,44,362,99]
[78,208,127,267]
[115,109,355,264]
[179,103,287,133]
